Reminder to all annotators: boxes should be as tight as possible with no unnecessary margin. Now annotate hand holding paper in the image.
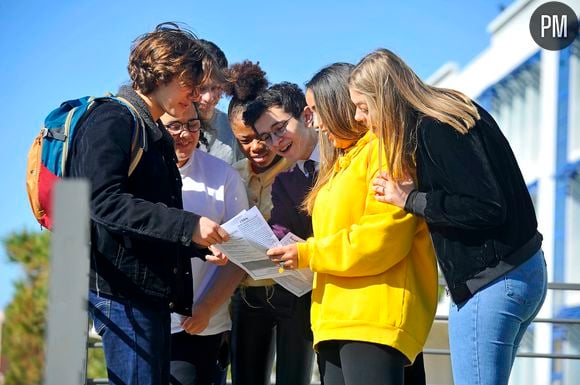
[192,216,230,247]
[212,206,313,297]
[205,245,229,266]
[267,243,298,270]
[212,207,289,280]
[274,232,314,297]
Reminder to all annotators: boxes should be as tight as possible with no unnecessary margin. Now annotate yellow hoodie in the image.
[296,130,438,363]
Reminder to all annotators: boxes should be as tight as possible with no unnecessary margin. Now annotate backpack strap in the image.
[66,94,147,177]
[113,96,147,176]
[61,96,98,177]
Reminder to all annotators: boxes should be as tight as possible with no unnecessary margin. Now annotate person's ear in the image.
[303,106,314,128]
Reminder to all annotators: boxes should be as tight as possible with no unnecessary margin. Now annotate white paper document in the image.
[214,206,313,297]
[274,233,314,297]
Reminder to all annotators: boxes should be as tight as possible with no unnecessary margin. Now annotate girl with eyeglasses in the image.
[162,102,249,385]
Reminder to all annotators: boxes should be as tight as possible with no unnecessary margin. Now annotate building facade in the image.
[427,1,580,384]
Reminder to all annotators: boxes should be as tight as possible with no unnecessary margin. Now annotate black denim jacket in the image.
[67,86,202,315]
[405,104,542,304]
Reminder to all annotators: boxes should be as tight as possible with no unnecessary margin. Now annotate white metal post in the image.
[43,180,90,385]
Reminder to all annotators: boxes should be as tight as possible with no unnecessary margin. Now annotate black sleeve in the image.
[68,103,199,245]
[404,189,426,216]
[412,119,506,230]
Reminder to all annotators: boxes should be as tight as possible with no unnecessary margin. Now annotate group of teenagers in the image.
[75,23,548,385]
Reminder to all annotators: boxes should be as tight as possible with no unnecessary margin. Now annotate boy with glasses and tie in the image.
[238,82,320,385]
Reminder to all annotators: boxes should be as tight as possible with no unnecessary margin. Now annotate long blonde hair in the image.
[349,48,480,181]
[303,63,367,214]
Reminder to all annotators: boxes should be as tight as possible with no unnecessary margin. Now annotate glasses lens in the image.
[187,119,201,132]
[276,124,286,137]
[166,123,181,133]
[269,121,283,140]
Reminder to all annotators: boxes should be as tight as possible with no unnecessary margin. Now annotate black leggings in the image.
[169,331,227,385]
[230,285,314,385]
[318,340,407,385]
[404,352,426,385]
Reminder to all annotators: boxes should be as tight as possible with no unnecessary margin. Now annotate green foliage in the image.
[86,337,107,380]
[2,230,50,385]
[1,230,107,384]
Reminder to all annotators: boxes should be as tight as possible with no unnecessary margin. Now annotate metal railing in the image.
[423,282,580,361]
[85,282,580,385]
[46,182,579,385]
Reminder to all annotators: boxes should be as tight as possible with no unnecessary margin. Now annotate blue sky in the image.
[0,0,513,310]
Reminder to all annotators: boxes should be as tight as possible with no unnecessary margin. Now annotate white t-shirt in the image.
[170,149,249,335]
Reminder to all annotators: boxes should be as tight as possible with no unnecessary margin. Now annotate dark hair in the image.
[199,39,228,69]
[197,128,209,149]
[224,60,269,120]
[243,82,306,128]
[128,22,224,94]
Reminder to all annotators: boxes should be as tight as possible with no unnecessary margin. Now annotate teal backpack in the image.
[26,95,147,229]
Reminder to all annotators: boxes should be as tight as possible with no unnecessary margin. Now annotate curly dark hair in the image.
[199,39,228,69]
[128,22,225,94]
[224,60,269,120]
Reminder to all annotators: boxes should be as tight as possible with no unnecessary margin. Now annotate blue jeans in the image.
[448,249,547,385]
[89,291,171,385]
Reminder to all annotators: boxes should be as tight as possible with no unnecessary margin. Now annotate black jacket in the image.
[67,86,202,315]
[405,104,542,304]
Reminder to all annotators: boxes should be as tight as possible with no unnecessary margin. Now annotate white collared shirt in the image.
[296,141,320,177]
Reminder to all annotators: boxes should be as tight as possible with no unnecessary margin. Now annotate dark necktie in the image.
[304,159,317,182]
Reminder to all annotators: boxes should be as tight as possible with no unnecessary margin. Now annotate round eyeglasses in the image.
[257,117,292,145]
[165,118,201,134]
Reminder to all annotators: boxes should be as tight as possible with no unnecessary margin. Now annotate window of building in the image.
[565,173,580,285]
[491,59,541,181]
[569,39,580,161]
